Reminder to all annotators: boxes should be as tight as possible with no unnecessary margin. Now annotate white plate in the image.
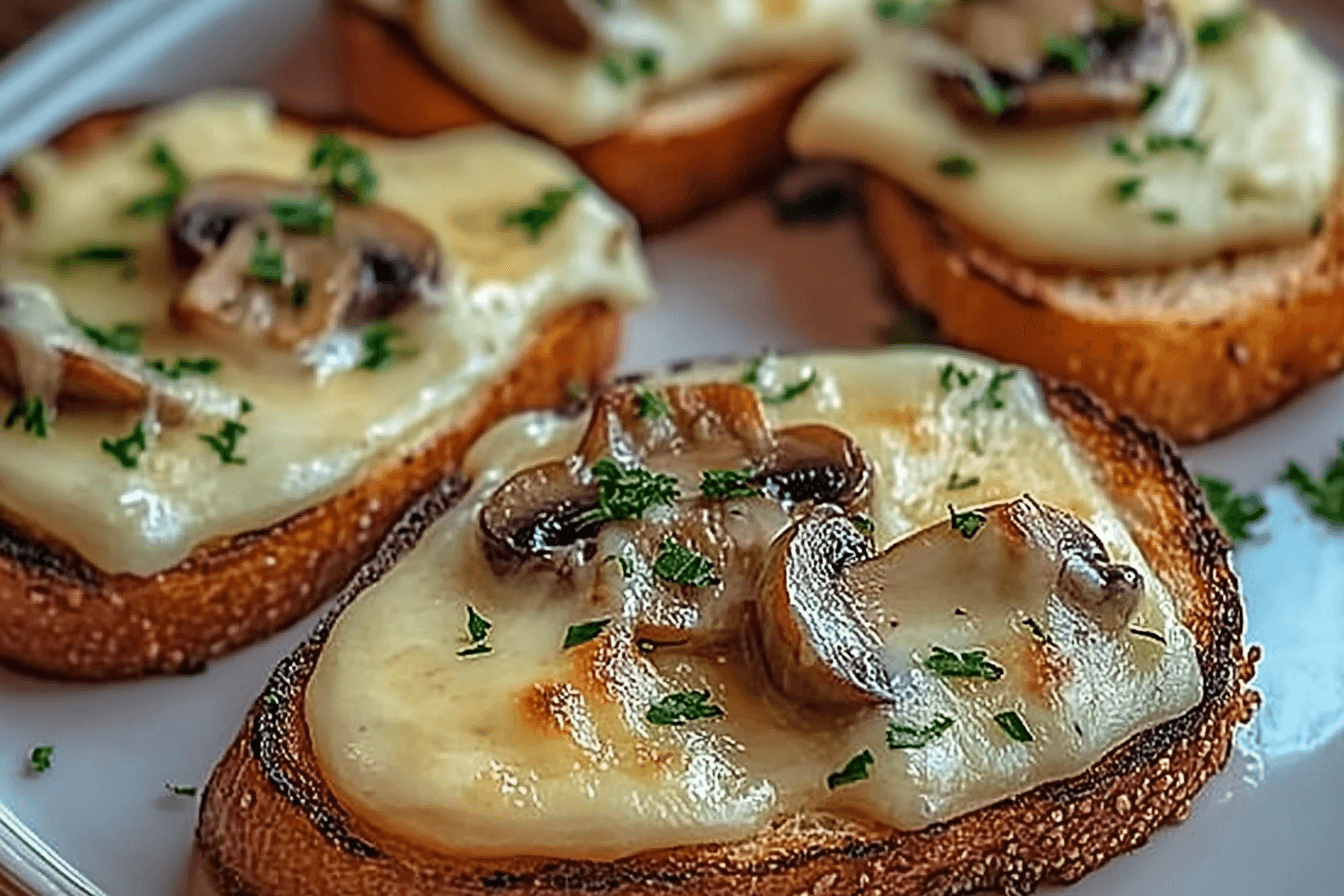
[2,2,1343,895]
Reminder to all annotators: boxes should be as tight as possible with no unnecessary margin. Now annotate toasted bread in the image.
[0,102,634,680]
[332,2,827,234]
[865,176,1344,443]
[197,361,1257,896]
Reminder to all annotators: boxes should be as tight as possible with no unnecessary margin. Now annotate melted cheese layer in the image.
[0,93,652,576]
[307,349,1203,858]
[791,9,1342,269]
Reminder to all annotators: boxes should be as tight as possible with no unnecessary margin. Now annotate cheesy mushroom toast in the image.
[0,91,651,679]
[199,349,1256,896]
[791,0,1344,441]
[332,0,868,232]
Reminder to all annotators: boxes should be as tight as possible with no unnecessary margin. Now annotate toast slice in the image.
[866,176,1344,444]
[197,351,1258,896]
[0,94,647,679]
[332,2,829,234]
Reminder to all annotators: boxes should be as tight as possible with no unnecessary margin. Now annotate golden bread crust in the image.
[196,370,1257,896]
[864,174,1344,443]
[0,109,624,680]
[331,2,826,233]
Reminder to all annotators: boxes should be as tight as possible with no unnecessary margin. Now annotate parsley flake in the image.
[1139,84,1164,113]
[101,421,148,469]
[826,750,874,789]
[741,352,818,404]
[13,187,33,214]
[1195,11,1250,48]
[994,710,1034,742]
[458,605,494,657]
[1109,136,1142,163]
[164,782,198,797]
[964,367,1018,413]
[948,505,987,539]
[923,646,1003,680]
[851,515,875,536]
[53,244,135,276]
[269,195,335,235]
[634,387,669,419]
[1197,475,1266,542]
[148,357,220,379]
[248,230,285,284]
[358,322,414,371]
[1150,208,1179,226]
[309,134,378,205]
[124,140,188,218]
[602,49,662,85]
[4,396,48,438]
[646,690,724,726]
[936,155,977,178]
[1113,177,1144,202]
[653,538,718,587]
[1043,34,1090,73]
[939,362,976,391]
[700,469,761,500]
[946,471,980,491]
[966,69,1008,118]
[501,179,587,241]
[874,0,934,25]
[27,745,53,774]
[563,618,612,650]
[199,419,248,465]
[68,315,141,354]
[886,715,954,749]
[1281,444,1344,527]
[583,458,679,523]
[1145,133,1208,159]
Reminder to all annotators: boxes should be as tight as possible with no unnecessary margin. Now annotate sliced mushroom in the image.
[756,495,1145,710]
[169,174,442,358]
[929,0,1186,125]
[478,382,872,574]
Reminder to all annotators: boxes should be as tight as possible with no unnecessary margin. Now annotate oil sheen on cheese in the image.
[306,349,1204,858]
[0,92,652,576]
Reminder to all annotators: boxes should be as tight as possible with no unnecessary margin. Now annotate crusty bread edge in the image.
[864,174,1344,444]
[0,109,625,680]
[331,1,829,234]
[196,366,1259,896]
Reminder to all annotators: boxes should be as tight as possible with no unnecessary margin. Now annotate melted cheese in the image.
[0,92,652,575]
[791,9,1342,269]
[307,349,1202,858]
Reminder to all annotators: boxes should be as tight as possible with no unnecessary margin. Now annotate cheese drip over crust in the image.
[0,92,652,576]
[307,349,1203,859]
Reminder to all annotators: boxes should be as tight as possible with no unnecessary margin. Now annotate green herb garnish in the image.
[886,715,954,749]
[634,387,669,419]
[964,368,1017,413]
[247,230,284,284]
[563,619,612,650]
[741,352,818,404]
[1043,34,1090,73]
[4,396,48,438]
[1113,177,1144,202]
[947,471,980,491]
[874,0,934,25]
[291,279,311,309]
[27,745,53,774]
[1197,475,1266,542]
[457,605,493,657]
[1139,84,1164,113]
[851,515,875,536]
[501,179,587,242]
[1281,444,1344,527]
[646,690,724,726]
[923,646,1003,680]
[1195,11,1250,48]
[164,783,197,797]
[700,469,761,500]
[602,48,662,85]
[826,750,874,789]
[936,155,977,178]
[583,458,679,523]
[966,69,1008,118]
[124,140,188,218]
[148,357,220,379]
[199,419,248,465]
[269,195,335,235]
[994,710,1034,742]
[70,315,141,354]
[53,244,135,275]
[13,187,33,214]
[1109,136,1143,163]
[358,322,414,372]
[1145,133,1208,158]
[939,362,976,391]
[309,134,378,205]
[601,54,629,86]
[653,538,718,587]
[632,48,660,76]
[948,505,987,539]
[1150,208,1179,225]
[101,421,147,469]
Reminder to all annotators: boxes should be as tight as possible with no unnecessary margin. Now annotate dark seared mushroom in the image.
[478,382,873,574]
[929,0,1186,125]
[169,174,442,357]
[755,495,1145,710]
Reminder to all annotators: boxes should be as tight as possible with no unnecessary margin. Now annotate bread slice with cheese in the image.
[331,0,855,233]
[792,2,1344,442]
[0,91,652,680]
[197,349,1257,896]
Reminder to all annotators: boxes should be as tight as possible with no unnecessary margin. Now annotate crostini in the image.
[332,0,865,232]
[0,90,652,679]
[791,0,1344,442]
[198,349,1257,896]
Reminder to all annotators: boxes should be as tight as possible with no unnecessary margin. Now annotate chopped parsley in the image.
[646,690,723,726]
[826,750,874,789]
[994,710,1034,742]
[164,783,197,797]
[124,140,188,218]
[70,315,141,354]
[1145,133,1208,159]
[269,195,335,235]
[583,457,679,523]
[653,538,718,587]
[873,0,934,26]
[936,155,977,178]
[948,505,987,539]
[199,419,248,465]
[1113,177,1144,202]
[248,230,285,284]
[1043,34,1090,73]
[741,352,818,404]
[148,357,220,379]
[939,362,976,391]
[964,368,1018,413]
[500,179,587,241]
[4,396,48,438]
[700,469,761,500]
[922,646,1003,680]
[290,279,311,310]
[563,618,611,650]
[886,715,954,749]
[601,48,661,85]
[634,387,669,419]
[309,134,378,205]
[1197,475,1266,542]
[1195,11,1250,48]
[1281,444,1344,527]
[851,515,875,536]
[358,322,414,371]
[1109,136,1143,164]
[53,244,136,276]
[966,69,1008,118]
[456,604,493,656]
[27,745,53,774]
[946,471,980,491]
[1150,208,1179,226]
[101,421,147,469]
[1139,84,1164,113]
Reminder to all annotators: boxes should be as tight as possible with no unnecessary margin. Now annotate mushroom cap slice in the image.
[756,495,1145,710]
